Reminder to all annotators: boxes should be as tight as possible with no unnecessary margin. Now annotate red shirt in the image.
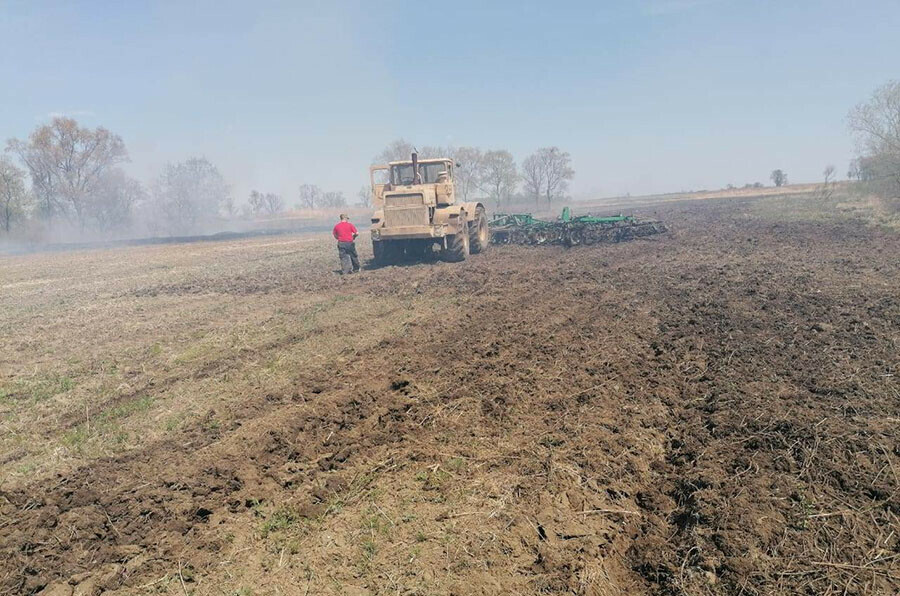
[333,221,358,243]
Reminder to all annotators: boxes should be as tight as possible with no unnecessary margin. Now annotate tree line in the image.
[0,118,579,239]
[247,185,354,215]
[5,79,895,240]
[0,117,362,239]
[0,117,237,239]
[0,119,577,240]
[764,80,899,206]
[366,139,575,210]
[848,80,900,203]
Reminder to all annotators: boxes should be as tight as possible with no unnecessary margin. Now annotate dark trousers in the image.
[338,241,360,274]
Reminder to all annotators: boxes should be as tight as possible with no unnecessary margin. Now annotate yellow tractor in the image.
[369,152,489,265]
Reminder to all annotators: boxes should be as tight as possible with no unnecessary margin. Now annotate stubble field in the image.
[1,194,898,595]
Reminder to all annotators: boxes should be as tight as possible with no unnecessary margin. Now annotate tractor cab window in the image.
[420,163,449,183]
[390,162,450,185]
[391,164,416,185]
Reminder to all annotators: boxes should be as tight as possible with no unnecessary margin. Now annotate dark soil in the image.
[1,198,898,595]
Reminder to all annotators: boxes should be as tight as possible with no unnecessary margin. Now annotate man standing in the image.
[333,213,360,274]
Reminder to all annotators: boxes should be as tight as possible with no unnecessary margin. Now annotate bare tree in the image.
[222,194,236,218]
[150,157,229,234]
[7,117,128,227]
[419,145,452,159]
[848,158,863,181]
[374,139,416,164]
[770,169,788,187]
[848,80,900,200]
[249,191,263,213]
[249,190,284,215]
[320,191,346,208]
[451,147,485,202]
[847,155,885,184]
[480,150,518,209]
[357,185,372,208]
[374,139,454,164]
[539,147,574,206]
[297,184,321,210]
[263,192,283,215]
[521,153,545,206]
[0,157,29,234]
[90,169,144,231]
[813,165,838,202]
[521,147,573,207]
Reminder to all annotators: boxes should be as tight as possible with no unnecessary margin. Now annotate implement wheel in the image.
[468,206,490,254]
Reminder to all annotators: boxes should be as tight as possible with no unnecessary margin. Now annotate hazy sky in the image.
[2,0,899,203]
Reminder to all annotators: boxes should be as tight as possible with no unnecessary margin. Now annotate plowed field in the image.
[1,197,898,595]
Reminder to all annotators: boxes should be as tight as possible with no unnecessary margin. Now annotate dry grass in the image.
[0,234,431,485]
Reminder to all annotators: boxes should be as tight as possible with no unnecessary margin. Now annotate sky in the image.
[1,0,899,204]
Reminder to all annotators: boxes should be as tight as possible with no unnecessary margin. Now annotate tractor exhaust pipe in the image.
[411,151,418,184]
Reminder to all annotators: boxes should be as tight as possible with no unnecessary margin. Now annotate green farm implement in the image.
[489,207,667,247]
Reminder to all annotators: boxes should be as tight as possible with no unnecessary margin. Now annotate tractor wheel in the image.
[373,239,400,266]
[468,206,490,254]
[373,239,385,265]
[444,220,469,262]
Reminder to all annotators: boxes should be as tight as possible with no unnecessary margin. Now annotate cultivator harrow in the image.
[489,207,667,247]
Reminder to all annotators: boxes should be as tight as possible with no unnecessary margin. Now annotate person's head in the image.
[339,213,349,221]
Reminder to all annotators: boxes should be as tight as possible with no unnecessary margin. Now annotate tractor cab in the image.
[370,153,456,209]
[389,159,453,186]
